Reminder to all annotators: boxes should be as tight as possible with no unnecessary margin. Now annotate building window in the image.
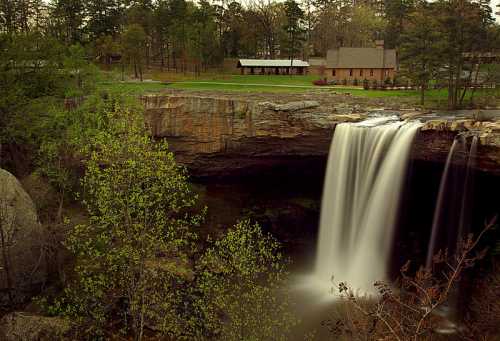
[370,69,374,76]
[349,69,353,77]
[360,69,363,77]
[332,69,336,76]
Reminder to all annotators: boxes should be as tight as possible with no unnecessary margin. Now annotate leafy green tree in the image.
[54,106,201,340]
[435,0,494,108]
[121,24,147,81]
[152,0,173,69]
[400,4,443,105]
[384,0,416,49]
[0,0,45,33]
[192,220,298,340]
[191,0,220,74]
[169,0,193,72]
[84,0,124,40]
[50,0,85,44]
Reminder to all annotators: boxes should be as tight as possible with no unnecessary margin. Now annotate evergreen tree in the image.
[283,0,305,63]
[50,0,85,44]
[400,3,443,105]
[85,0,124,39]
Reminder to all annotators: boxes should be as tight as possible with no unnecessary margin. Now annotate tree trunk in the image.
[469,62,481,106]
[420,83,425,106]
[447,67,455,109]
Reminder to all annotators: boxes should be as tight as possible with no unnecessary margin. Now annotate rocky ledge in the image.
[142,93,500,177]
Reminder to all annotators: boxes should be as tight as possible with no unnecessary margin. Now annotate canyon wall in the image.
[142,94,500,177]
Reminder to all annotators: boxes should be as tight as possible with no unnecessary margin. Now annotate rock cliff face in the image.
[143,93,500,177]
[0,169,46,303]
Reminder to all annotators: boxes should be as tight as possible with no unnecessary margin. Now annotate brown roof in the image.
[326,47,397,69]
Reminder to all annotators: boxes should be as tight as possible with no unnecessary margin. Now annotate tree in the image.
[283,0,305,65]
[384,0,416,49]
[0,0,45,34]
[435,0,494,108]
[400,4,443,105]
[192,220,298,340]
[191,0,220,74]
[251,0,284,59]
[50,0,85,44]
[152,0,173,70]
[55,106,200,340]
[121,24,147,81]
[84,0,124,40]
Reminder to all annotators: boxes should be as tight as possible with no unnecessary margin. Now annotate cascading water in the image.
[311,116,423,296]
[426,133,478,268]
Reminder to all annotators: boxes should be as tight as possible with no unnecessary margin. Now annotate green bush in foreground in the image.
[192,220,298,340]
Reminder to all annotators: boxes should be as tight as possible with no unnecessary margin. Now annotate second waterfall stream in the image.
[310,116,423,297]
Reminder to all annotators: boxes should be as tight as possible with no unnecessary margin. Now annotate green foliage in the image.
[55,105,201,338]
[193,220,298,340]
[283,0,305,60]
[0,32,97,149]
[121,24,147,80]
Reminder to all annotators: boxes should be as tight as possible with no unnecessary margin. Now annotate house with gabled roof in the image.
[325,41,397,82]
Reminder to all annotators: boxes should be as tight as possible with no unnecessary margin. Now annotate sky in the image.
[494,0,500,22]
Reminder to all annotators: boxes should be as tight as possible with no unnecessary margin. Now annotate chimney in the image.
[375,40,385,49]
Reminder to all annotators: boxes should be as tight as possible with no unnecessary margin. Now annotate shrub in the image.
[326,218,496,341]
[363,79,369,90]
[313,78,328,86]
[193,220,298,340]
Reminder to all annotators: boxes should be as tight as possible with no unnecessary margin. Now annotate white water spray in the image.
[311,117,422,296]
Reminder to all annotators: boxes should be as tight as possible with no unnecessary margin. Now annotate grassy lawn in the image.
[95,81,169,96]
[94,69,498,108]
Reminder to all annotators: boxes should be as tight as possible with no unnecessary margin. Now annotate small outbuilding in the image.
[237,59,309,75]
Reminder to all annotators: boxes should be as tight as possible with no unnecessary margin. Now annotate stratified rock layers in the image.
[143,94,500,177]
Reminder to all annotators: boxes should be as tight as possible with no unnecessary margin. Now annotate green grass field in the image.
[95,71,499,108]
[96,81,169,96]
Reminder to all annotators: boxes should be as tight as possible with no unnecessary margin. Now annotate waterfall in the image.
[426,134,478,268]
[313,117,423,295]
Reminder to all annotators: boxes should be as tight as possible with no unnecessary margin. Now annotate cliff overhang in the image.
[142,93,500,177]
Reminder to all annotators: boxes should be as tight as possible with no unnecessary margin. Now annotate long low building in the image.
[237,59,309,75]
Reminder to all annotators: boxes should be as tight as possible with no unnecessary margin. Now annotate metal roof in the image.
[326,48,397,69]
[238,59,309,67]
[308,58,327,66]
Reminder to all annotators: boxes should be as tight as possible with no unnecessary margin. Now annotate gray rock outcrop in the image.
[0,169,46,303]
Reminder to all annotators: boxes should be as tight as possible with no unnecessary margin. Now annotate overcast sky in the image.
[494,0,500,22]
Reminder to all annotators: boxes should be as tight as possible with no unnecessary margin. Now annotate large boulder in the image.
[0,312,72,341]
[0,169,46,303]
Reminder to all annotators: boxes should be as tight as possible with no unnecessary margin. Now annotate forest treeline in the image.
[1,0,499,108]
[1,0,498,65]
